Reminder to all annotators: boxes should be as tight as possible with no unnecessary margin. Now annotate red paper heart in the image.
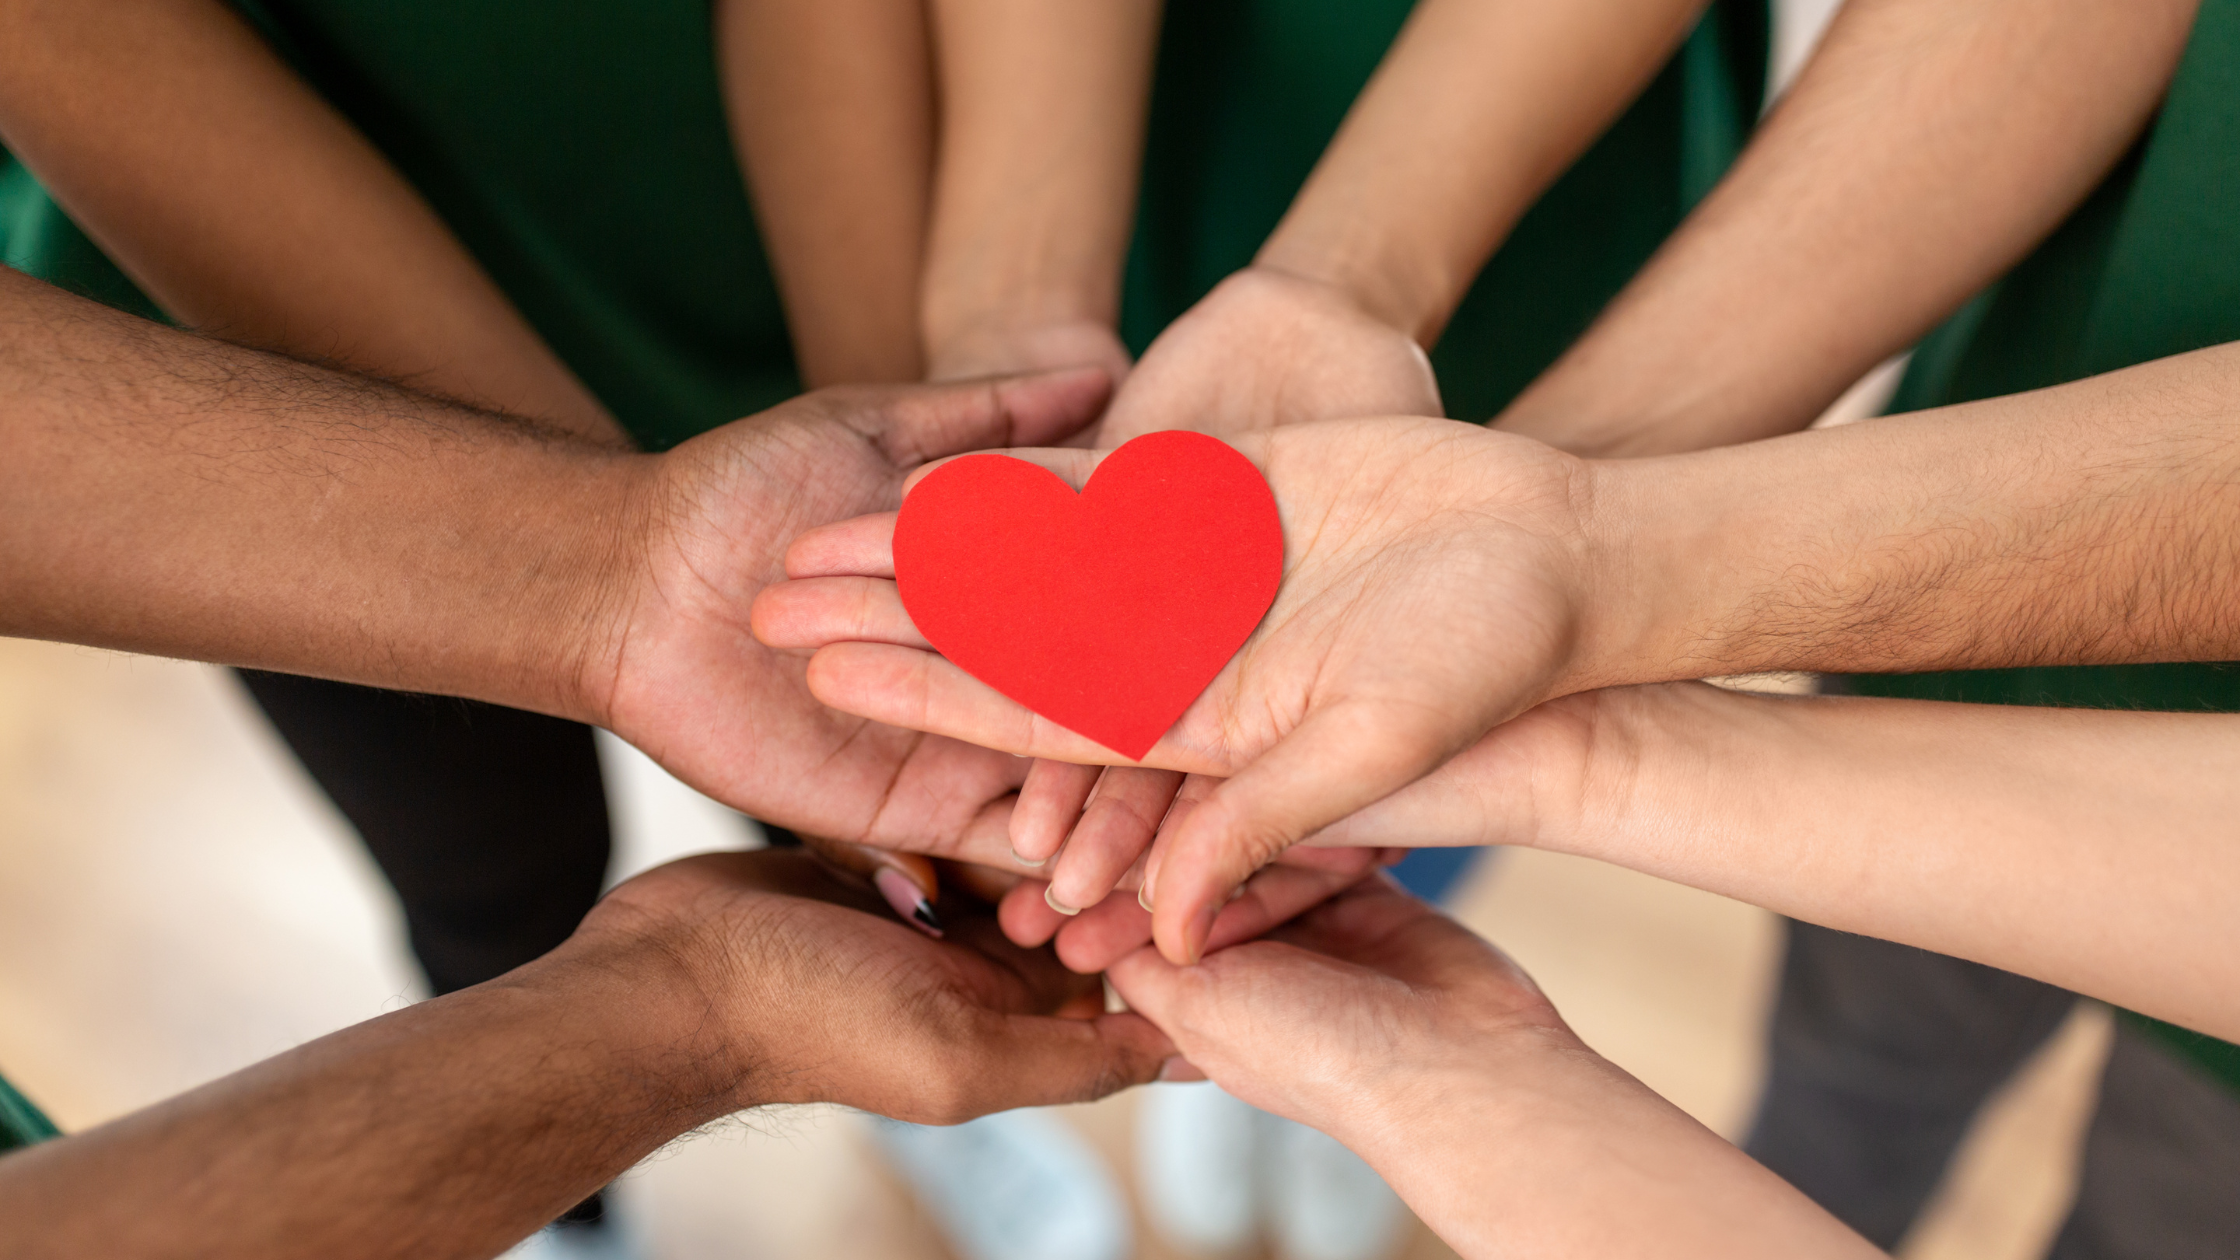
[893,430,1283,761]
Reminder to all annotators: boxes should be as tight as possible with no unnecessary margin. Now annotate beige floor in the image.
[0,636,2104,1258]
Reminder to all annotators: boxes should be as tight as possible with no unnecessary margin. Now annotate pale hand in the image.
[751,416,1595,962]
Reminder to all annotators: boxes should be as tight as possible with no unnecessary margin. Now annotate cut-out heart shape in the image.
[893,430,1283,761]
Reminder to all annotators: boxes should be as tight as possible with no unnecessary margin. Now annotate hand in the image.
[1093,266,1441,446]
[584,371,1112,862]
[752,416,1597,962]
[575,847,1173,1122]
[1108,876,1565,1145]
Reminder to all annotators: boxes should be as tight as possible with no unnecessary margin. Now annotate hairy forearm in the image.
[0,268,641,720]
[718,0,934,386]
[1347,1045,1874,1258]
[1255,0,1707,345]
[1576,342,2240,685]
[0,945,743,1260]
[0,0,619,439]
[1500,0,2200,456]
[917,0,1159,375]
[1535,685,2240,1041]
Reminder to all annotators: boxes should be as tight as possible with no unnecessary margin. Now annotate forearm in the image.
[1575,342,2240,685]
[1499,0,2200,456]
[718,0,934,386]
[0,268,641,721]
[1255,0,1707,345]
[1534,685,2240,1041]
[917,0,1158,378]
[0,946,743,1260]
[0,0,618,439]
[1343,1042,1873,1258]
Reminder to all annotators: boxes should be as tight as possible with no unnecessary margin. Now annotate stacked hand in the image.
[753,416,1599,962]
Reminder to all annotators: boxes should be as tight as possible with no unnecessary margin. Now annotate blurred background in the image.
[0,3,2116,1257]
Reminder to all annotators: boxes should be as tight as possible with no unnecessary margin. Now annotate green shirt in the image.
[1861,0,2240,1093]
[0,1073,59,1152]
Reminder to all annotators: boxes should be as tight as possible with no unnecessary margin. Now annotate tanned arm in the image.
[1499,0,2201,455]
[0,0,621,439]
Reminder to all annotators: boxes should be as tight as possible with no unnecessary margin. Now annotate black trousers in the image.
[236,670,613,998]
[1748,922,2240,1258]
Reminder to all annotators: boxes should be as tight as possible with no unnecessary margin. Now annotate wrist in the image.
[531,447,664,730]
[1253,228,1449,346]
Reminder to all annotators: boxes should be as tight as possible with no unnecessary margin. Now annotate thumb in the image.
[942,1009,1174,1118]
[1149,700,1460,964]
[872,368,1114,467]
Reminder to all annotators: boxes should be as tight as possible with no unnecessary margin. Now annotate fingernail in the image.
[1185,903,1219,965]
[1010,844,1050,869]
[1137,884,1154,913]
[1045,885,1082,917]
[1158,1057,1198,1082]
[875,867,944,938]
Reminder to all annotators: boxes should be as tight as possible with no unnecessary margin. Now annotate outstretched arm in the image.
[1108,880,1879,1260]
[0,0,620,439]
[1499,0,2200,455]
[0,850,1168,1260]
[1095,0,1708,442]
[1319,683,2240,1044]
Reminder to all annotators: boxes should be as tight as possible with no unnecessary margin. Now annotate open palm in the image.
[751,416,1595,961]
[585,372,1107,862]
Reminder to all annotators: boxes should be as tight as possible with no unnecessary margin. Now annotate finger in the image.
[806,641,1160,765]
[898,443,1106,498]
[784,512,897,579]
[1151,702,1457,964]
[751,576,925,651]
[1046,767,1185,916]
[999,877,1068,947]
[800,837,945,939]
[1011,759,1101,865]
[864,367,1114,467]
[941,1009,1174,1118]
[1055,859,1376,975]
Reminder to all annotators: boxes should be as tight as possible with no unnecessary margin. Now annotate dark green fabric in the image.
[1,0,1766,446]
[0,1071,60,1153]
[1859,0,2240,1094]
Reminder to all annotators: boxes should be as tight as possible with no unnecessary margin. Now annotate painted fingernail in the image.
[874,867,944,938]
[1137,884,1154,913]
[1045,885,1082,917]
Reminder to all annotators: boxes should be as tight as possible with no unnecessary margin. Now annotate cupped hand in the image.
[579,847,1172,1123]
[1106,876,1567,1141]
[1092,266,1441,446]
[751,416,1599,963]
[585,371,1110,867]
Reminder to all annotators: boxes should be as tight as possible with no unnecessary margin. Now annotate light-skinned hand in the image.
[750,416,1598,963]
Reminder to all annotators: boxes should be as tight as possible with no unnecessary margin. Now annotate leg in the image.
[235,671,611,995]
[2046,1020,2240,1260]
[1744,922,2077,1248]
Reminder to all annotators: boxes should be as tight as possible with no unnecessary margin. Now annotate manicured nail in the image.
[1137,884,1154,913]
[1045,885,1082,917]
[874,867,943,938]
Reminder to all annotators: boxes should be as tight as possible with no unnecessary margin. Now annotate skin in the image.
[717,0,936,387]
[0,849,1170,1260]
[1107,879,1882,1259]
[0,265,1109,865]
[0,0,620,441]
[1498,0,2203,455]
[1308,683,2240,1044]
[753,339,2240,961]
